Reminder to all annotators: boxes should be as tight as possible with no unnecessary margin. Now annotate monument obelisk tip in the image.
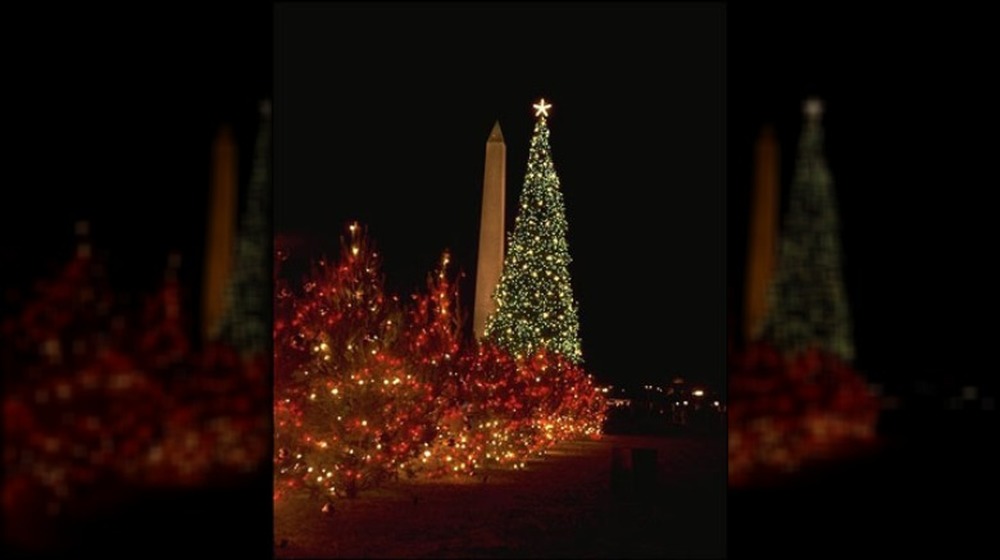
[489,120,504,143]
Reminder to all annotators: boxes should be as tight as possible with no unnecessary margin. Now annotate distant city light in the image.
[693,389,704,397]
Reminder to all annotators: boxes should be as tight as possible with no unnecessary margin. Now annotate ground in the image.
[274,433,726,558]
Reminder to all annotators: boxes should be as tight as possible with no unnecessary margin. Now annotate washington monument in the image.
[474,121,506,340]
[202,125,237,342]
[744,124,780,344]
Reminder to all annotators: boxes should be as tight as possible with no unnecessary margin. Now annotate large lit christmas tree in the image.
[218,100,272,358]
[762,97,854,362]
[484,99,583,364]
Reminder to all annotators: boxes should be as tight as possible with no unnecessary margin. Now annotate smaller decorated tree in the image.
[136,252,190,372]
[435,342,526,474]
[274,223,436,501]
[404,250,463,387]
[3,222,118,380]
[3,225,270,541]
[522,349,606,446]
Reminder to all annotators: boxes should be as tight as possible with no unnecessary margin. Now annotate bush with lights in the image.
[275,222,608,504]
[2,229,270,542]
[728,341,879,486]
[407,343,605,479]
[273,224,439,499]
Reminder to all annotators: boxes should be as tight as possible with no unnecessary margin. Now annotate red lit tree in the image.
[274,223,435,500]
[417,342,523,477]
[522,349,606,446]
[3,225,271,541]
[273,244,310,400]
[136,253,190,371]
[2,222,118,381]
[404,250,463,385]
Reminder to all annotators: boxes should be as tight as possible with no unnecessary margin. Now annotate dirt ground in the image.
[274,433,726,558]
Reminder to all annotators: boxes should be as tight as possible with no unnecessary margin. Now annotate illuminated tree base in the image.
[728,343,879,487]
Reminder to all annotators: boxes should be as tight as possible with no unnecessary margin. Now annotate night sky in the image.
[275,2,725,393]
[728,8,996,556]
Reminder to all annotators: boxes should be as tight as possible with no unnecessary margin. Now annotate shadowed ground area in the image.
[275,434,725,558]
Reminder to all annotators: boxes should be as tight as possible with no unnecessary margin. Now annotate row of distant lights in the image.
[871,383,995,412]
[602,385,716,399]
[600,385,722,408]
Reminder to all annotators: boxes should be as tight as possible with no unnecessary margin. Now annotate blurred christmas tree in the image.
[762,98,854,363]
[218,100,272,359]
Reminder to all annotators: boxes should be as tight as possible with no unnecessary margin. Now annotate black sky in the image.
[275,2,725,392]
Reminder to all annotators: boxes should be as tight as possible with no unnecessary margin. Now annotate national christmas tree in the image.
[218,100,272,358]
[762,98,854,363]
[484,99,583,364]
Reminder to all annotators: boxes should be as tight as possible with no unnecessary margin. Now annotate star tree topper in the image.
[804,97,824,120]
[533,98,552,118]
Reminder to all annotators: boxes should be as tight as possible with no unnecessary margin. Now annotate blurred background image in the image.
[3,6,272,557]
[727,4,996,556]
